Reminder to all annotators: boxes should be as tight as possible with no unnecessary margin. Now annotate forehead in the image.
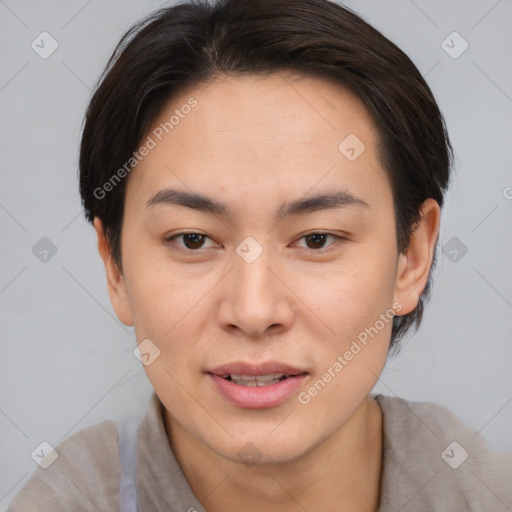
[159,72,377,150]
[127,72,389,214]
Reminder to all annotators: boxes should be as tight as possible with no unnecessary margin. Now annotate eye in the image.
[295,232,344,251]
[164,231,345,252]
[164,232,218,251]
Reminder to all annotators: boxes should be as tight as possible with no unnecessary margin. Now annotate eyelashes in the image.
[164,231,346,253]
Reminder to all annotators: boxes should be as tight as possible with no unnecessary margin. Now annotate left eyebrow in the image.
[145,187,370,220]
[276,190,370,218]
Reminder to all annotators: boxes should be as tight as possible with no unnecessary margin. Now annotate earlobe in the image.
[393,199,441,316]
[93,217,134,326]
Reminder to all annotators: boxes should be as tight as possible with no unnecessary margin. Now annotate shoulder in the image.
[374,394,512,511]
[7,419,121,512]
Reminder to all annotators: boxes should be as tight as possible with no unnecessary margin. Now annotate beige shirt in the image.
[7,392,512,511]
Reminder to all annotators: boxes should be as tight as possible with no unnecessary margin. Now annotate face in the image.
[96,72,436,465]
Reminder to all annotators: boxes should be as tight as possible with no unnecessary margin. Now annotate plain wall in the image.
[1,0,511,508]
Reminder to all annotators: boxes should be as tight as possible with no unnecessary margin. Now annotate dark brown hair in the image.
[79,0,454,353]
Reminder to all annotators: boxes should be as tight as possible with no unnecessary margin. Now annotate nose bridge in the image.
[222,236,292,335]
[235,237,276,303]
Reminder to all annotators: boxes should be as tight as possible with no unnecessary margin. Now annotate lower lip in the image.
[208,373,307,409]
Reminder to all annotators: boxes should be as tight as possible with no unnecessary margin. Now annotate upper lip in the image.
[208,361,309,377]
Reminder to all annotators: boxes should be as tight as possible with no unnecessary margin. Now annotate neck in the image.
[165,396,383,512]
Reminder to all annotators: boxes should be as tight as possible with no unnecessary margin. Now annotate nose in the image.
[217,243,294,338]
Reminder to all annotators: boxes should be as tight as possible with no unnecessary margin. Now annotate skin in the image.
[94,72,440,512]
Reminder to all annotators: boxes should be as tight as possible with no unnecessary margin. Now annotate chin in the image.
[212,425,314,467]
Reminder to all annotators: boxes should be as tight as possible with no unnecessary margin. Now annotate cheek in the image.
[298,263,395,417]
[122,235,193,327]
[298,250,397,338]
[122,246,216,380]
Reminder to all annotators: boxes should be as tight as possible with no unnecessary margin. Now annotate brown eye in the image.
[165,232,215,251]
[305,233,329,249]
[181,233,206,249]
[298,233,342,251]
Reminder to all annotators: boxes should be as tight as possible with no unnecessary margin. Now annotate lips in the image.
[206,361,310,408]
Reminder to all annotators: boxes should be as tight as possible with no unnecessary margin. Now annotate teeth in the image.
[216,372,304,387]
[235,378,282,387]
[230,373,286,381]
[223,373,292,387]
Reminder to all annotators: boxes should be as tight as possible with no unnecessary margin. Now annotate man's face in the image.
[108,73,408,463]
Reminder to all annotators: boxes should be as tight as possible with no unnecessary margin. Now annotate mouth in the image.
[206,361,309,408]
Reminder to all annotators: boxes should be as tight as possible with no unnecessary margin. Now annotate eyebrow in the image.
[145,187,369,219]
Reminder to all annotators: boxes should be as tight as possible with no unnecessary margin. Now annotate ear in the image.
[393,198,441,315]
[93,217,134,326]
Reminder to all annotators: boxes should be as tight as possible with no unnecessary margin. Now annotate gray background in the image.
[1,0,511,508]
